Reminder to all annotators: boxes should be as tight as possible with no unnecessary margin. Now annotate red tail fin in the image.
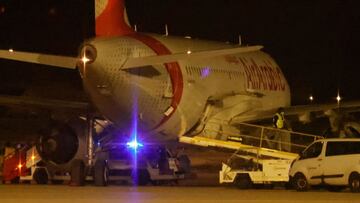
[95,0,134,36]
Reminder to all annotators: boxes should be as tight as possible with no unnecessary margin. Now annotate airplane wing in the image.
[121,45,263,69]
[0,94,89,113]
[0,49,77,69]
[283,101,360,115]
[0,45,261,70]
[230,100,360,125]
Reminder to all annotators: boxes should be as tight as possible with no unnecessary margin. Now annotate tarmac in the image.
[1,133,359,203]
[0,144,360,203]
[1,185,360,203]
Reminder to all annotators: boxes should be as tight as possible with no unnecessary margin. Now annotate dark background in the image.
[0,0,359,104]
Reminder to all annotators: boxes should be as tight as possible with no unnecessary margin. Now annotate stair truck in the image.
[180,122,323,189]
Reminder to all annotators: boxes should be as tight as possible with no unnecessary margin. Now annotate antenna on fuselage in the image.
[165,24,169,36]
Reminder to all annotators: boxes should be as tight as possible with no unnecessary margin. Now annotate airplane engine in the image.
[35,119,87,169]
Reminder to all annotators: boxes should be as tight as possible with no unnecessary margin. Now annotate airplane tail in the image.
[95,0,134,36]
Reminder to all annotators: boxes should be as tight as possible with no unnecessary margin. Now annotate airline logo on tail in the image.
[95,0,133,36]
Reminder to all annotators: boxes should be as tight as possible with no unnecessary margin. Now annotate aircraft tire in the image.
[132,169,150,186]
[94,160,108,186]
[178,155,191,173]
[33,168,48,184]
[70,159,85,186]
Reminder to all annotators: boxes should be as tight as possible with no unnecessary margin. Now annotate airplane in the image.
[0,0,289,137]
[0,0,359,185]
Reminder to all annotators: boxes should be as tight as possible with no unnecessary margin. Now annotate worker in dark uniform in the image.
[158,146,171,175]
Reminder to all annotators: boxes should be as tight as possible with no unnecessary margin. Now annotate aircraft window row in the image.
[185,66,243,80]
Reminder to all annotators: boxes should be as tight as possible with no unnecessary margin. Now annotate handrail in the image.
[206,119,323,139]
[200,121,324,155]
[204,128,310,149]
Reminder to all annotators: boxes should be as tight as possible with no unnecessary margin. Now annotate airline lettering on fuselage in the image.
[224,56,286,91]
[236,57,286,91]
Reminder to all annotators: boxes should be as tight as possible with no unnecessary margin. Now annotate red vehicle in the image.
[2,146,28,183]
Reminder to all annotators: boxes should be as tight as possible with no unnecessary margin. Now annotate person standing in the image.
[272,108,291,151]
[273,108,285,129]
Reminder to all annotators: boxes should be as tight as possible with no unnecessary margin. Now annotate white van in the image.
[289,138,360,192]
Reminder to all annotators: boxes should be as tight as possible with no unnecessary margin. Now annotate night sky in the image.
[0,0,359,105]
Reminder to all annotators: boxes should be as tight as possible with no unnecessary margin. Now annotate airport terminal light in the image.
[309,95,314,102]
[336,93,341,104]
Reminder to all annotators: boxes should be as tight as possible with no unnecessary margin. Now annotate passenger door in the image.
[321,141,360,185]
[299,141,324,185]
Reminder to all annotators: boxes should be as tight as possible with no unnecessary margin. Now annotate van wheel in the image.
[94,160,108,186]
[293,173,309,191]
[234,174,252,189]
[349,173,360,193]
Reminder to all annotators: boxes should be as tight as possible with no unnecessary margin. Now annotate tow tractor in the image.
[93,140,191,186]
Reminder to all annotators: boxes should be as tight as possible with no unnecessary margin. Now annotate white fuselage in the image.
[79,33,290,140]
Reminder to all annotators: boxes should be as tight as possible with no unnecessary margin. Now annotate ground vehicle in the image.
[17,146,77,184]
[3,141,190,186]
[2,146,27,183]
[93,143,191,186]
[219,147,292,188]
[200,122,319,189]
[1,145,55,184]
[289,138,360,192]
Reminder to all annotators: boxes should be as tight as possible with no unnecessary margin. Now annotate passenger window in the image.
[326,142,344,156]
[326,141,360,156]
[301,142,323,159]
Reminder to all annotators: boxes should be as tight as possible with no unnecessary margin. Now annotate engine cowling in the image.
[343,122,360,138]
[36,119,87,168]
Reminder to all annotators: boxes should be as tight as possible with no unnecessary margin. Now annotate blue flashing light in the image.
[126,139,143,150]
[201,67,210,78]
